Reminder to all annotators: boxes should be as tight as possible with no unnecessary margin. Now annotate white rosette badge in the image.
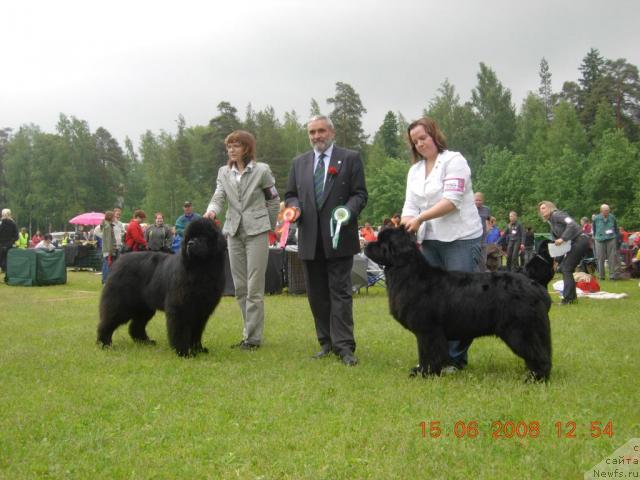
[330,206,351,250]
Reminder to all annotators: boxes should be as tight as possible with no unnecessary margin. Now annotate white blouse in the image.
[402,150,482,243]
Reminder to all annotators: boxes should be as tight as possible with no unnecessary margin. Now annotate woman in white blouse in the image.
[401,117,483,371]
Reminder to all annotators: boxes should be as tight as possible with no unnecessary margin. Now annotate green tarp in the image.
[6,248,67,286]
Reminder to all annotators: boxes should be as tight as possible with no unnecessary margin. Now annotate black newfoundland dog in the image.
[365,228,552,381]
[97,218,226,357]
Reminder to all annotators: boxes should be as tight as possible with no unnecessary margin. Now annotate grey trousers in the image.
[227,227,269,344]
[596,238,619,280]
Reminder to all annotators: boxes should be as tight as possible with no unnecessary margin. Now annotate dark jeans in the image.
[560,235,590,301]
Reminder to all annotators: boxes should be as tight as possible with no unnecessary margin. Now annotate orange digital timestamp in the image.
[420,420,614,439]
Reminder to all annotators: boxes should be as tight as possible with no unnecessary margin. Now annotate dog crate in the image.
[6,248,67,286]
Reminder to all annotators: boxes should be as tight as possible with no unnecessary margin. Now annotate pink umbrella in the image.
[69,212,105,225]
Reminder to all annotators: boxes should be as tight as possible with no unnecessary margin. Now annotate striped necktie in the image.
[314,153,326,206]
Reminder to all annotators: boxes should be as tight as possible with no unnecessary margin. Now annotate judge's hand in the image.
[288,207,301,223]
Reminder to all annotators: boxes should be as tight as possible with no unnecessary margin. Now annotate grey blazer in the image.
[207,162,280,236]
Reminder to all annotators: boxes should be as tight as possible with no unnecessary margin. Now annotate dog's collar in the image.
[534,253,550,265]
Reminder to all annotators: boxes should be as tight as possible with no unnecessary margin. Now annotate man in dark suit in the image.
[285,115,368,366]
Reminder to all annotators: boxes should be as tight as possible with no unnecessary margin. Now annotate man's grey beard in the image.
[311,139,334,153]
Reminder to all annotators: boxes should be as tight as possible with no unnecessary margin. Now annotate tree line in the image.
[1,48,639,233]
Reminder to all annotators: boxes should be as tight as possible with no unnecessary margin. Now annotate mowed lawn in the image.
[0,271,638,479]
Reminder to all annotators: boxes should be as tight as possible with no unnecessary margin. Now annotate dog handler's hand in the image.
[403,216,422,234]
[204,211,216,220]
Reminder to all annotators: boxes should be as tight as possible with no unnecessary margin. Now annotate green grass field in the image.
[0,271,638,479]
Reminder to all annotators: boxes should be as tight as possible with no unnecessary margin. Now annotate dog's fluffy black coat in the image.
[365,228,552,381]
[97,218,227,357]
[521,239,554,287]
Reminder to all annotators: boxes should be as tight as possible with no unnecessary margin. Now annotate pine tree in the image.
[309,98,321,118]
[375,111,401,159]
[470,63,516,151]
[538,57,553,121]
[327,82,368,151]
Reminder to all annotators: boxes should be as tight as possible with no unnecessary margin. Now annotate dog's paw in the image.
[191,346,209,355]
[524,371,549,383]
[176,350,196,358]
[409,365,424,378]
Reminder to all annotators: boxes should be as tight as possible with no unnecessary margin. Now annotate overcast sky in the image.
[2,0,639,149]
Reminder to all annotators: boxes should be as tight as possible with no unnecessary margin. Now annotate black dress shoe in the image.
[312,344,333,359]
[340,352,358,366]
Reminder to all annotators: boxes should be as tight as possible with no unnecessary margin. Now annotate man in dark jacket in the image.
[285,115,368,366]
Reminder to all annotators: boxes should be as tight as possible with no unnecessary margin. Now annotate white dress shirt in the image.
[402,150,482,242]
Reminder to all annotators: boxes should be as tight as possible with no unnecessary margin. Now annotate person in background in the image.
[474,192,491,272]
[30,230,43,248]
[618,226,629,250]
[0,209,19,278]
[145,212,173,253]
[485,216,500,244]
[401,117,482,372]
[170,226,181,253]
[100,211,116,284]
[360,222,377,244]
[390,213,401,228]
[16,227,29,249]
[124,210,147,252]
[205,130,279,350]
[35,233,55,251]
[538,201,590,304]
[593,204,619,281]
[112,207,125,253]
[580,217,592,237]
[505,211,525,271]
[175,201,201,241]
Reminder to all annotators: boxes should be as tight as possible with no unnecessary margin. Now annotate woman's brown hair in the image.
[407,117,447,164]
[225,130,256,168]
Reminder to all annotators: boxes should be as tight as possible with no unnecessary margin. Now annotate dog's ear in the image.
[537,239,551,258]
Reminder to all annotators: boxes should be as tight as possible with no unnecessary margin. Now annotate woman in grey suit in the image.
[204,130,280,350]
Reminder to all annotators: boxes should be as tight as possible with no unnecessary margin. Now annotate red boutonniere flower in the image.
[328,166,338,176]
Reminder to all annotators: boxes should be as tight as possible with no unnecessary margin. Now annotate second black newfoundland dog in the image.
[97,218,227,357]
[365,228,552,381]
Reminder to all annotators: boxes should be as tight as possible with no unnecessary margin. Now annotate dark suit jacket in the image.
[285,146,367,260]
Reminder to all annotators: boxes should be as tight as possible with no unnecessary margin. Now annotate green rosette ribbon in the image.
[330,206,351,250]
